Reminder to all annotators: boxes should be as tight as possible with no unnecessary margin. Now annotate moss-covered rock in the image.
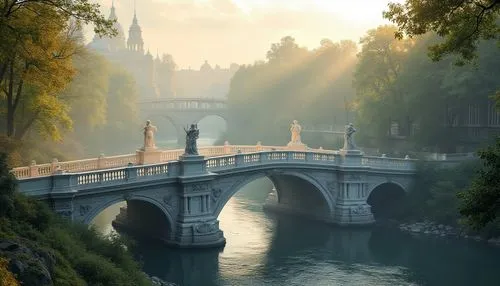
[0,240,53,286]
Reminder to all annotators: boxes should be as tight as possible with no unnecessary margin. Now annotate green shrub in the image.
[0,152,152,286]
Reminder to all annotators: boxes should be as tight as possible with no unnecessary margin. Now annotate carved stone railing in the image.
[18,150,416,197]
[11,144,328,179]
[361,156,416,171]
[206,151,340,171]
[139,98,227,111]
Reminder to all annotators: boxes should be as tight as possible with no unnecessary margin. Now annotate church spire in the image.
[109,0,117,20]
[127,0,144,53]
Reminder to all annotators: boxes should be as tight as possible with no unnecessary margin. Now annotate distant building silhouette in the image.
[88,3,238,100]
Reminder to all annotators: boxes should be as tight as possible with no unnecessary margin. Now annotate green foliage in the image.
[0,0,115,157]
[0,153,151,285]
[19,53,140,162]
[458,137,500,230]
[353,26,500,153]
[0,154,15,218]
[225,36,357,147]
[77,65,140,155]
[64,51,110,132]
[384,0,500,64]
[401,160,481,225]
[353,25,414,148]
[0,257,19,286]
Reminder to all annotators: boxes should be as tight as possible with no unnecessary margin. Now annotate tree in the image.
[0,1,115,141]
[224,36,357,147]
[353,25,413,148]
[0,153,15,217]
[353,26,500,153]
[458,138,500,230]
[266,36,306,63]
[384,0,500,64]
[64,51,109,133]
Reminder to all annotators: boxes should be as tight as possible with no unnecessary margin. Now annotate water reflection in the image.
[92,174,500,286]
[91,202,124,234]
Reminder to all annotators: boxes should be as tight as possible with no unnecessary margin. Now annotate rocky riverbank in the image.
[144,273,178,286]
[0,239,178,286]
[0,240,54,286]
[398,221,500,246]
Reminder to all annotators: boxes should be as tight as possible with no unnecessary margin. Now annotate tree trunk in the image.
[6,60,15,137]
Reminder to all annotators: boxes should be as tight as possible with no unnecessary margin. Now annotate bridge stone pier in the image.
[17,148,416,248]
[139,98,228,145]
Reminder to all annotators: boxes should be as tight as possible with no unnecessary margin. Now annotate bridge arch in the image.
[82,194,175,238]
[213,170,334,220]
[142,114,181,144]
[367,182,407,221]
[195,114,228,142]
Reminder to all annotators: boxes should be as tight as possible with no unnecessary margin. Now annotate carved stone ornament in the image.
[211,188,222,202]
[184,124,200,155]
[343,123,358,150]
[57,210,72,219]
[351,205,368,215]
[142,120,158,151]
[192,184,209,192]
[163,193,175,207]
[79,205,91,216]
[194,221,217,233]
[349,174,362,181]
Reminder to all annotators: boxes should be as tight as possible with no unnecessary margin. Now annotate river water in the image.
[92,177,500,286]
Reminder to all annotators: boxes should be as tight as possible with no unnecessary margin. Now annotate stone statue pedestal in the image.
[339,149,363,166]
[179,155,206,176]
[287,142,307,151]
[136,149,162,165]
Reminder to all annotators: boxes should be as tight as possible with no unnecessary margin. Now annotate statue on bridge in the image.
[142,120,158,151]
[343,123,357,150]
[289,120,302,144]
[184,124,200,155]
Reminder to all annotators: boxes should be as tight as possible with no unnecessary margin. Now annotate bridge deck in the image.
[16,149,417,197]
[12,145,309,179]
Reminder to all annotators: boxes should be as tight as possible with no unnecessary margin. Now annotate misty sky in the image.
[86,0,398,69]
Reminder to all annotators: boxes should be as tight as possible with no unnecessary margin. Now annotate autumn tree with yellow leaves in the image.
[0,1,115,145]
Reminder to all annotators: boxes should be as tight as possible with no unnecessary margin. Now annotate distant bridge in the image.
[139,98,228,144]
[301,125,344,135]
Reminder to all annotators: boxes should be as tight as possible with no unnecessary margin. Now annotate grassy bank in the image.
[0,154,151,286]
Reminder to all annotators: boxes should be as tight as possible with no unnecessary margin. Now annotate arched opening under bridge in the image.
[195,114,228,145]
[367,182,406,221]
[214,172,333,271]
[88,198,173,241]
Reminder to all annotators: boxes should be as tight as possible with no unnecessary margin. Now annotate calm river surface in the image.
[92,177,500,286]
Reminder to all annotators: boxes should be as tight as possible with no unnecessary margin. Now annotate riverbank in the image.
[398,221,500,247]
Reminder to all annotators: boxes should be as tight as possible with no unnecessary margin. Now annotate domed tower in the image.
[89,0,126,52]
[127,8,144,53]
[200,60,213,72]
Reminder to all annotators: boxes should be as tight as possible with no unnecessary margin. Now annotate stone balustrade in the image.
[11,143,329,179]
[17,150,417,197]
[206,151,340,171]
[361,156,415,171]
[139,98,227,111]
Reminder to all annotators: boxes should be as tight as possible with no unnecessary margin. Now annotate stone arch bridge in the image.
[139,98,228,144]
[17,148,416,248]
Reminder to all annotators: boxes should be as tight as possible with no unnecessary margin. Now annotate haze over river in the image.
[92,138,500,286]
